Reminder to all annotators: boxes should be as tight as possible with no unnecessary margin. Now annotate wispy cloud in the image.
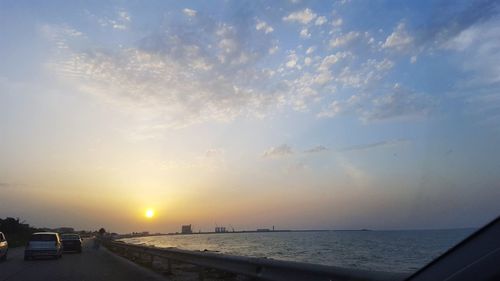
[262,144,293,158]
[183,8,197,17]
[205,148,224,158]
[340,139,410,152]
[364,84,436,121]
[93,9,131,30]
[304,145,328,153]
[417,0,499,47]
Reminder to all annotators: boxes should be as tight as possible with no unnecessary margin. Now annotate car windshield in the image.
[30,234,57,242]
[0,0,499,279]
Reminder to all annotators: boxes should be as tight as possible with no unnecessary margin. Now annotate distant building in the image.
[257,228,270,232]
[215,226,226,233]
[181,224,193,234]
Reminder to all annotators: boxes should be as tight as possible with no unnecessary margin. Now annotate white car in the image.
[0,232,7,261]
[24,232,63,260]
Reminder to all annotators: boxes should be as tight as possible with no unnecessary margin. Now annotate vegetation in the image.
[0,217,41,247]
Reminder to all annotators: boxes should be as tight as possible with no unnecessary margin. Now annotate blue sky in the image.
[1,0,499,232]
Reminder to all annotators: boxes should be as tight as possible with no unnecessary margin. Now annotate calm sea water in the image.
[121,229,474,273]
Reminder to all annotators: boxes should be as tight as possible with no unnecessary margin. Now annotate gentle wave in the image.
[121,229,473,273]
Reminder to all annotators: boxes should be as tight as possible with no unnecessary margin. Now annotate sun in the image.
[145,208,155,219]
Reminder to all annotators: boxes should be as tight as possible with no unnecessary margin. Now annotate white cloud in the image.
[285,52,299,68]
[335,58,394,88]
[410,55,417,63]
[314,51,351,84]
[256,20,274,34]
[317,100,343,118]
[331,18,343,27]
[317,74,432,122]
[205,148,224,158]
[440,18,500,130]
[329,31,360,48]
[341,139,410,152]
[95,10,131,30]
[364,84,435,121]
[269,45,279,54]
[315,16,327,26]
[183,8,197,17]
[44,23,283,132]
[283,8,317,24]
[304,145,328,153]
[263,144,293,158]
[305,46,315,55]
[118,11,131,22]
[300,28,311,38]
[382,22,413,51]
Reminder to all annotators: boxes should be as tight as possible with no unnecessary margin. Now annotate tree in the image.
[98,228,106,236]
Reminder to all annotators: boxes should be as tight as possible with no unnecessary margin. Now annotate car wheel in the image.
[0,254,6,261]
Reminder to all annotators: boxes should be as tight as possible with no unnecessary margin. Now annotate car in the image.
[0,232,8,261]
[24,232,63,260]
[61,233,82,253]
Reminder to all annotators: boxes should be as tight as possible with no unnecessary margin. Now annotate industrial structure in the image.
[181,224,192,234]
[215,226,227,233]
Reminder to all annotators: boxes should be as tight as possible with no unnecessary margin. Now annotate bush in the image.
[0,217,40,247]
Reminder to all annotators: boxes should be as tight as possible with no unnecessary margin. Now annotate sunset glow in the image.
[0,1,499,234]
[145,209,155,219]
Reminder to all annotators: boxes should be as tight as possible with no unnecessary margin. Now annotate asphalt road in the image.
[0,239,168,281]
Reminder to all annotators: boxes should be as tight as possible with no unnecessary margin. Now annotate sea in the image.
[120,229,474,273]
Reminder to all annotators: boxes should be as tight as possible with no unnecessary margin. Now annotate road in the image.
[0,239,168,281]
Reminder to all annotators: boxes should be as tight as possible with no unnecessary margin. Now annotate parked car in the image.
[61,233,82,253]
[0,232,8,261]
[24,232,63,260]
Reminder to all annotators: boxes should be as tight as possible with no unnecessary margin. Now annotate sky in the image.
[0,0,499,233]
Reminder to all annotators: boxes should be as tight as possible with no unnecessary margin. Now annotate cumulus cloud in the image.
[44,19,283,132]
[43,2,441,135]
[300,28,311,38]
[382,22,413,51]
[331,18,343,27]
[317,100,344,118]
[305,46,315,55]
[255,20,274,34]
[315,16,327,26]
[183,8,197,17]
[283,8,317,24]
[262,144,293,158]
[313,51,351,84]
[285,52,299,68]
[330,31,360,48]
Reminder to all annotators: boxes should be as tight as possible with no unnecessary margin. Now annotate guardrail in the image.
[102,240,408,281]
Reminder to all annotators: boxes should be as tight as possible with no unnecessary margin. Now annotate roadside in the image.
[0,238,169,281]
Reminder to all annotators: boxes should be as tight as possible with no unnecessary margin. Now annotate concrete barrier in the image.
[102,240,408,281]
